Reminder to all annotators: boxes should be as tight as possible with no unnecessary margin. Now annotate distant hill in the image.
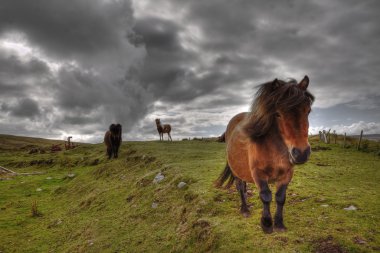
[0,134,67,151]
[350,134,380,141]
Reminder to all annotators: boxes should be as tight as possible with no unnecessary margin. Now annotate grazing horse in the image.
[155,119,172,141]
[104,123,122,159]
[215,76,314,233]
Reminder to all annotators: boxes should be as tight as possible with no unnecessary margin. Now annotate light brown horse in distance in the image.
[215,76,314,233]
[155,119,172,141]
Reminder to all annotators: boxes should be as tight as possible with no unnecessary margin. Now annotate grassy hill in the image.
[0,135,379,252]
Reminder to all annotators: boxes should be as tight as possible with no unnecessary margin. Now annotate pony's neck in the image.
[254,123,288,156]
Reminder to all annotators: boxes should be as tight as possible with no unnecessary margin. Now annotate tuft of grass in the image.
[31,200,42,217]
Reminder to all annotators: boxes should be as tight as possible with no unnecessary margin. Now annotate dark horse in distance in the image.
[104,124,122,159]
[155,119,172,141]
[215,76,314,233]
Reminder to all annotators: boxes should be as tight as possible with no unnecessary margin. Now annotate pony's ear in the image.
[298,75,309,90]
[272,78,281,89]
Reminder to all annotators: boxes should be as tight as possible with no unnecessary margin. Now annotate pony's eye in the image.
[275,112,281,118]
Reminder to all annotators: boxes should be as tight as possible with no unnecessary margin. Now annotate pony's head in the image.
[109,124,116,132]
[115,124,122,134]
[155,119,161,125]
[245,76,314,164]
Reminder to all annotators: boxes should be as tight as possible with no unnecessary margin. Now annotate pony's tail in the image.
[218,132,226,142]
[215,162,235,188]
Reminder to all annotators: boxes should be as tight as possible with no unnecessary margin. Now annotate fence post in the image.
[357,130,363,150]
[322,130,327,143]
[333,130,337,144]
[343,132,346,148]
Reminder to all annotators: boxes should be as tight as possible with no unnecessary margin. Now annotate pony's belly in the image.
[229,160,255,183]
[227,128,255,183]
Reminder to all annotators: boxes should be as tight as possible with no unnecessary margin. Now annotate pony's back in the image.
[225,112,249,143]
[104,131,111,147]
[163,124,171,133]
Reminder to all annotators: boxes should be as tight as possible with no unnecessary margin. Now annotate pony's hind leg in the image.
[274,184,288,232]
[258,180,273,234]
[235,178,250,217]
[168,132,172,141]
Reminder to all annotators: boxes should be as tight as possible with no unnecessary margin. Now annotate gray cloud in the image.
[11,98,41,118]
[0,0,134,59]
[0,0,152,142]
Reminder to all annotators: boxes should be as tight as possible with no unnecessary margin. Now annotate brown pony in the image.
[104,123,122,159]
[155,119,172,141]
[216,76,314,233]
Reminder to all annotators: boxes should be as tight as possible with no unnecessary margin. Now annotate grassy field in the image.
[0,134,379,252]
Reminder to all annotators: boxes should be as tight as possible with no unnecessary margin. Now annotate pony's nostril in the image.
[291,148,301,160]
[305,146,311,157]
[291,146,311,164]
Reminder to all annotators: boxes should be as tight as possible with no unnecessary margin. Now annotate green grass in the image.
[0,135,379,252]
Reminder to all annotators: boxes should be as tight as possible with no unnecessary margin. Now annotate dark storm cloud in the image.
[0,50,51,98]
[133,17,183,52]
[0,53,49,77]
[7,98,41,118]
[136,0,380,109]
[131,17,199,101]
[131,15,268,104]
[0,0,134,59]
[0,0,151,142]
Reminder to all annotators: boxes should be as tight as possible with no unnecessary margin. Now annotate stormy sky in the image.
[0,0,379,143]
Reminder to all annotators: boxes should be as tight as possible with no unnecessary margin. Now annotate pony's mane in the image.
[109,123,122,138]
[244,78,314,141]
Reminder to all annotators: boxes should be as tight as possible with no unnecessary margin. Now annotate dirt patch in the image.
[126,195,134,202]
[126,156,143,163]
[126,149,137,156]
[89,159,99,166]
[312,235,347,253]
[30,159,54,166]
[353,236,367,245]
[136,178,151,187]
[192,219,212,241]
[92,166,114,179]
[184,192,198,202]
[142,155,156,164]
[54,186,67,194]
[315,163,330,167]
[213,193,224,203]
[312,146,332,152]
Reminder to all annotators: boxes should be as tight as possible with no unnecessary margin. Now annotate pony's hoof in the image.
[274,217,287,232]
[274,225,287,232]
[240,209,251,218]
[261,217,273,234]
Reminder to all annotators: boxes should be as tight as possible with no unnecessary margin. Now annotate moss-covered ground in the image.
[0,134,379,252]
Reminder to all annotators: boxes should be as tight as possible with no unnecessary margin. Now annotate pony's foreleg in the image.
[168,132,172,141]
[114,143,119,158]
[111,143,117,159]
[258,180,273,234]
[235,178,250,217]
[274,184,288,232]
[107,147,112,159]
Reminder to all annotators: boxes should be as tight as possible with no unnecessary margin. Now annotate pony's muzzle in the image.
[290,146,311,164]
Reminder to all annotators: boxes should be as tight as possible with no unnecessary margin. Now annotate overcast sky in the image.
[0,0,379,143]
